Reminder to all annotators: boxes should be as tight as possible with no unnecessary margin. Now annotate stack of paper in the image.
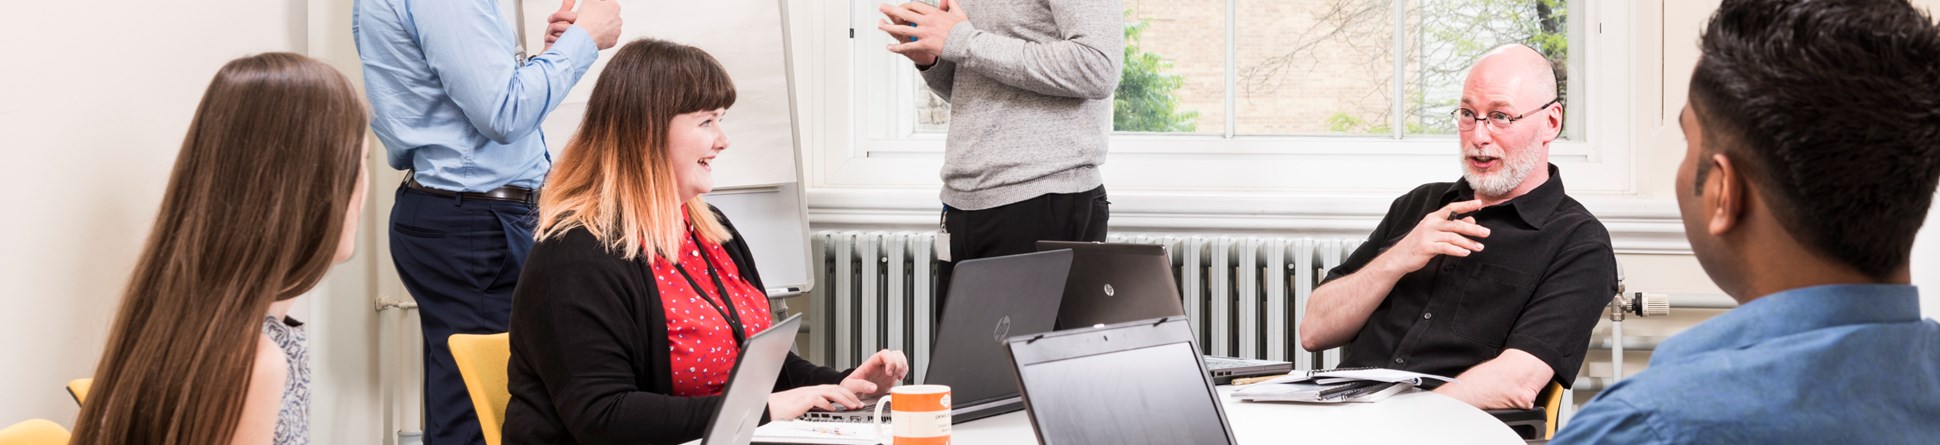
[1232,368,1455,403]
[749,421,880,444]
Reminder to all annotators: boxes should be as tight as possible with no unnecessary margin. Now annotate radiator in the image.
[808,231,1365,380]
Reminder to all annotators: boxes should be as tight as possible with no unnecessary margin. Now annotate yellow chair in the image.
[0,419,70,445]
[1487,380,1567,440]
[66,379,91,406]
[1537,381,1565,440]
[450,333,512,445]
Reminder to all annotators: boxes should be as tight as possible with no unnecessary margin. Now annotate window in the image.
[907,0,1582,139]
[813,0,1635,224]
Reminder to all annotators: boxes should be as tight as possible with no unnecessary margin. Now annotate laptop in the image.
[798,249,1074,424]
[1036,241,1293,384]
[700,313,804,444]
[1005,316,1239,445]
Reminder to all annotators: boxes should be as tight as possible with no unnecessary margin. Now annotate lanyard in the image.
[672,231,747,348]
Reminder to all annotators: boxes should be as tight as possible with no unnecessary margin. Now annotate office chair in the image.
[66,378,91,406]
[0,419,70,445]
[450,333,512,445]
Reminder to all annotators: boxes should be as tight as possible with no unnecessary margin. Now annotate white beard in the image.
[1462,138,1543,198]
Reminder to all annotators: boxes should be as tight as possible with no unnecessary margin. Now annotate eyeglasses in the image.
[1452,98,1562,131]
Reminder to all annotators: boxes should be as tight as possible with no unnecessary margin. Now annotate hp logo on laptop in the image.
[1103,284,1115,297]
[993,315,1012,344]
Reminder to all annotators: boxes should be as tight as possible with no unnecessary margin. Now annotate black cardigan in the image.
[502,208,848,445]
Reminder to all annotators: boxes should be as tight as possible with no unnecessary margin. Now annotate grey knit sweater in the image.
[918,0,1124,210]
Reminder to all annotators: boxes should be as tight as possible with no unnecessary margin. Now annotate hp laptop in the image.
[799,249,1074,424]
[1005,316,1239,445]
[701,313,804,444]
[1037,241,1293,384]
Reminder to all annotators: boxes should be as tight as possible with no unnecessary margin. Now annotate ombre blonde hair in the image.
[537,38,735,261]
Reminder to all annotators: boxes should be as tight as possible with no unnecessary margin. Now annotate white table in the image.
[948,386,1523,444]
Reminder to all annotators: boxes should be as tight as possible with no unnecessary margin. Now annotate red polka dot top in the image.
[650,223,774,397]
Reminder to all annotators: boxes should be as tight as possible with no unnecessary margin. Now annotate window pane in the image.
[1406,0,1572,138]
[1120,0,1223,134]
[915,72,950,133]
[1234,0,1398,136]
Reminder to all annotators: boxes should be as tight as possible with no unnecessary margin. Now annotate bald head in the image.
[1457,44,1562,200]
[1464,44,1559,108]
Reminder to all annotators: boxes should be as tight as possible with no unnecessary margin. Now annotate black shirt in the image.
[503,207,851,445]
[1321,164,1616,388]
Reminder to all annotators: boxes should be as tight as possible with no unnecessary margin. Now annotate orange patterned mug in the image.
[873,384,951,444]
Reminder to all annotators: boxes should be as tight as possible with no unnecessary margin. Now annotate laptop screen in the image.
[1009,318,1236,445]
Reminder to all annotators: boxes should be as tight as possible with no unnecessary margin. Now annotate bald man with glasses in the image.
[1298,45,1618,410]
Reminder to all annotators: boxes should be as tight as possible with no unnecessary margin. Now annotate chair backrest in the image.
[1538,381,1565,440]
[450,333,512,445]
[67,378,92,406]
[0,419,71,445]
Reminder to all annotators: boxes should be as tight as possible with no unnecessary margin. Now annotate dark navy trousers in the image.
[388,185,535,445]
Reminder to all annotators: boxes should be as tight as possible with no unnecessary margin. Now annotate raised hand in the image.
[573,0,624,50]
[876,0,968,66]
[1371,199,1491,275]
[542,0,577,51]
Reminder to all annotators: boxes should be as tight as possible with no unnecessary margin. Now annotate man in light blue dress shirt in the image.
[352,1,620,444]
[1555,0,1940,443]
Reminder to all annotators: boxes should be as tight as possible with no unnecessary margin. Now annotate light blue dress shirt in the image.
[353,0,599,192]
[1556,284,1940,444]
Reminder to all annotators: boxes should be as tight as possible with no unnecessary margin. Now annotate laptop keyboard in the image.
[1204,356,1266,368]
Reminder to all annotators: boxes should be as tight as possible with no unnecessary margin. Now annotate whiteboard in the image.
[518,0,814,295]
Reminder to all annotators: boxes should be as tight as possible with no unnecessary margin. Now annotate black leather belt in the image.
[404,173,538,204]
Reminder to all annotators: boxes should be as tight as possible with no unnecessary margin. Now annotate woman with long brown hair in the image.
[503,38,907,444]
[70,52,369,445]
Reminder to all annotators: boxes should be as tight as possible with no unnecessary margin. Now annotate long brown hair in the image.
[537,38,735,261]
[71,52,368,445]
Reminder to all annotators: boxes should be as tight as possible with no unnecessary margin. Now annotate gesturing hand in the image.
[542,0,576,52]
[876,0,968,66]
[1372,199,1492,275]
[573,0,624,50]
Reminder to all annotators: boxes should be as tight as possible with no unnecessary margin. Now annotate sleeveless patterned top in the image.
[262,316,310,445]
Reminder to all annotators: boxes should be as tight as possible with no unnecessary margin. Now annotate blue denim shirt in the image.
[1556,284,1940,444]
[353,0,599,192]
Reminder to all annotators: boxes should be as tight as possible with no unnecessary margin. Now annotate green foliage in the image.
[1114,20,1199,133]
[1324,0,1570,136]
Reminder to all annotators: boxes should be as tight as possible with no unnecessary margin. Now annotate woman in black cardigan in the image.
[502,38,908,445]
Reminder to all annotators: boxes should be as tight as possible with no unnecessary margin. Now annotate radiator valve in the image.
[1609,292,1670,322]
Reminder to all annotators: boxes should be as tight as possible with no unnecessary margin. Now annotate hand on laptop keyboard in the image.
[769,384,865,420]
[842,349,911,398]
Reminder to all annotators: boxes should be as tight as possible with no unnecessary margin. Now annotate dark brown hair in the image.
[71,52,367,445]
[537,37,737,260]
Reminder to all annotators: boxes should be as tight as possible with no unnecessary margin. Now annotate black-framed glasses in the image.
[1452,98,1562,131]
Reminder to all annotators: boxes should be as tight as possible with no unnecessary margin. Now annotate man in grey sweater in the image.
[879,0,1124,310]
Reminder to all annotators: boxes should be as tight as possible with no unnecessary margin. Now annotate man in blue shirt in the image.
[1556,0,1940,443]
[352,1,620,444]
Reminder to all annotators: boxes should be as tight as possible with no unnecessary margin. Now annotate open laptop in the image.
[1005,316,1239,445]
[798,249,1074,424]
[700,313,804,444]
[1037,241,1293,384]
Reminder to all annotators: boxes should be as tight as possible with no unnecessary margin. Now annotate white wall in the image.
[0,0,406,438]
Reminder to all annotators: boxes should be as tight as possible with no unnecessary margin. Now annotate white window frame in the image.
[804,0,1644,234]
